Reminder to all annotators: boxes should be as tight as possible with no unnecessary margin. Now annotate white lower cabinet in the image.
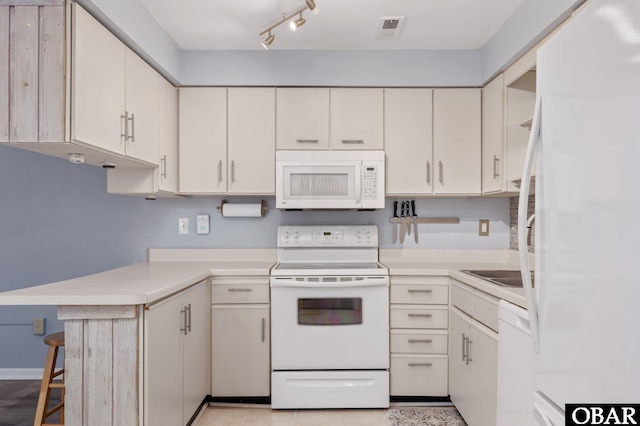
[211,276,270,397]
[145,280,211,426]
[389,275,449,397]
[449,280,499,426]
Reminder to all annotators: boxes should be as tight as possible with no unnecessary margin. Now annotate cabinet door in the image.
[72,4,125,155]
[211,305,270,397]
[228,88,275,194]
[182,281,210,424]
[145,295,184,426]
[482,74,505,194]
[276,88,329,150]
[385,89,433,195]
[157,77,178,193]
[123,49,159,165]
[449,309,472,423]
[179,88,227,194]
[433,89,481,194]
[330,89,383,150]
[468,321,498,426]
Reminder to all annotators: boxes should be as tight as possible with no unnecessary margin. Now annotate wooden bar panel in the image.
[84,320,113,426]
[0,7,9,141]
[39,4,64,141]
[9,6,38,141]
[64,319,84,426]
[113,318,139,426]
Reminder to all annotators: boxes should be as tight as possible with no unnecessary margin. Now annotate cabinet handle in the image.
[180,307,188,335]
[231,160,235,183]
[126,112,135,142]
[493,155,500,179]
[217,160,222,183]
[426,161,431,185]
[408,338,432,343]
[161,155,167,179]
[120,113,128,143]
[227,288,253,292]
[466,337,473,365]
[297,139,319,144]
[408,362,433,367]
[341,139,364,144]
[261,318,266,343]
[186,304,192,333]
[438,161,444,184]
[408,313,432,318]
[408,289,432,293]
[462,333,467,362]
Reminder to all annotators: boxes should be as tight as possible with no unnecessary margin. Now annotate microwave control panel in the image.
[362,165,379,200]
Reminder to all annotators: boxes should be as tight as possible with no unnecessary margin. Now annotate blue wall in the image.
[0,143,509,368]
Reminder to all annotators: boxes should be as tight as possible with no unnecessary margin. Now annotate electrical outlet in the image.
[33,318,45,335]
[479,219,490,236]
[178,218,189,235]
[196,214,210,235]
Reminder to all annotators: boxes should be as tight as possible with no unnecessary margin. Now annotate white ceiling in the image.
[137,0,526,51]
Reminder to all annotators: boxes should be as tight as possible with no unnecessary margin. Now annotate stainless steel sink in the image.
[460,270,534,288]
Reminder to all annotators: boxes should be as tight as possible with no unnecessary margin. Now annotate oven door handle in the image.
[270,279,389,288]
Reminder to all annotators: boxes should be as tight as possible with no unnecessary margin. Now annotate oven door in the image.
[271,277,389,370]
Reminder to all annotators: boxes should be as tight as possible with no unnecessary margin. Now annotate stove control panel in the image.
[278,226,378,248]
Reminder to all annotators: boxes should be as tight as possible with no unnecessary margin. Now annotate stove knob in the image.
[356,231,362,239]
[365,231,372,238]
[293,232,299,240]
[283,231,290,240]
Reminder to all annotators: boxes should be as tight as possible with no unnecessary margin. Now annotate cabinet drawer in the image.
[391,285,448,304]
[451,280,474,315]
[473,290,499,332]
[390,306,448,329]
[390,355,448,396]
[212,284,269,304]
[390,330,448,354]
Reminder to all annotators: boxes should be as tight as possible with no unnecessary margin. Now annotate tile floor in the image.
[195,405,387,426]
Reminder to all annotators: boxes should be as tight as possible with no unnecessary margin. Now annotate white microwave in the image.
[276,150,385,209]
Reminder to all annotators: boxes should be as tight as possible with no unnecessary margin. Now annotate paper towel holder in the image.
[216,200,268,217]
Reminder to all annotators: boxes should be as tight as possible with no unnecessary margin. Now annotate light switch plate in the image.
[479,219,490,236]
[178,218,189,235]
[196,214,210,235]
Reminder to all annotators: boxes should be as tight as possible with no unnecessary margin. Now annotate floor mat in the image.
[386,406,468,426]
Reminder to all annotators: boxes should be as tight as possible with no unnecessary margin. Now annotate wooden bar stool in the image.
[34,331,65,426]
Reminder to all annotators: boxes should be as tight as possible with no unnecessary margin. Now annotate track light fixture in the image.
[260,1,319,49]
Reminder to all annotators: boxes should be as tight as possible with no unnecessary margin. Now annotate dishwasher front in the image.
[497,299,533,426]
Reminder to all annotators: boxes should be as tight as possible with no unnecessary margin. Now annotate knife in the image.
[399,201,406,243]
[406,200,411,236]
[411,200,419,243]
[392,201,399,244]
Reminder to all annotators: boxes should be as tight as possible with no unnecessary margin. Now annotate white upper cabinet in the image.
[228,88,276,194]
[482,74,505,194]
[72,4,125,156]
[330,88,384,150]
[433,89,481,195]
[72,4,158,166]
[179,88,228,194]
[157,77,178,193]
[276,88,330,150]
[385,89,434,195]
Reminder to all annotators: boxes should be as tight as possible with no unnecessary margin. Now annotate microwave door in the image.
[278,164,360,209]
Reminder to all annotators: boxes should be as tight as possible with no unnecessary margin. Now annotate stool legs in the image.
[34,344,64,426]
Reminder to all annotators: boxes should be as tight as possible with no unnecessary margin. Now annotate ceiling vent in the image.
[377,17,406,40]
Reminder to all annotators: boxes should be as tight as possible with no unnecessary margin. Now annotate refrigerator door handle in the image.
[518,96,542,353]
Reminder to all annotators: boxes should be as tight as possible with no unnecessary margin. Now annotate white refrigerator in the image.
[518,0,640,424]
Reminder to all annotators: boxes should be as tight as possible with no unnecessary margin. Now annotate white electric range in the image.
[270,225,390,409]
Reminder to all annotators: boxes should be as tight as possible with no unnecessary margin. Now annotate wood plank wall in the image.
[0,1,64,142]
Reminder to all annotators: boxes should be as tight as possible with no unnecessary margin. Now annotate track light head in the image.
[262,33,275,49]
[306,0,320,15]
[290,13,306,31]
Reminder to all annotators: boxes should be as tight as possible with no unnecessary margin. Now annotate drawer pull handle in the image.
[297,139,319,144]
[408,362,432,367]
[341,139,364,144]
[408,339,432,343]
[408,313,432,318]
[227,288,253,292]
[408,289,433,293]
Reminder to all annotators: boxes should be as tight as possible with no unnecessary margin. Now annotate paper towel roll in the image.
[220,202,266,217]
